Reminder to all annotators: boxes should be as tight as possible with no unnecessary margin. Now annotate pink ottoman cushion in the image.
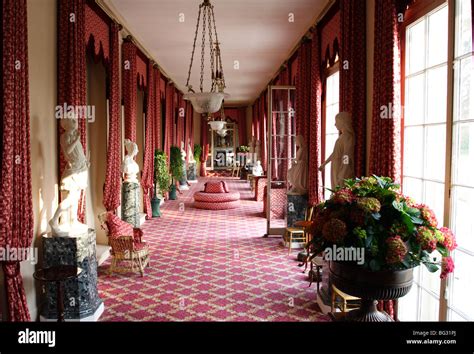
[194,191,240,203]
[194,200,240,210]
[204,181,226,193]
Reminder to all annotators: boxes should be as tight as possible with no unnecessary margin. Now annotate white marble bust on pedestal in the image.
[252,160,264,176]
[49,118,90,237]
[121,139,139,184]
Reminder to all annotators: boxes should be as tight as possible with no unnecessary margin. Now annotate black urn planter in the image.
[329,261,413,322]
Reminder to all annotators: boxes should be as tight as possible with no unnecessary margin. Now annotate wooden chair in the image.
[231,161,241,178]
[99,212,150,277]
[331,284,361,314]
[284,206,314,255]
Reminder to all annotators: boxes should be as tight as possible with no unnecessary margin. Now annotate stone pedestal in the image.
[187,162,197,183]
[287,193,308,227]
[121,181,140,227]
[179,163,189,190]
[41,229,103,321]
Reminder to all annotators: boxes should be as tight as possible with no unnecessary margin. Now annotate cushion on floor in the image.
[194,191,240,203]
[194,200,240,210]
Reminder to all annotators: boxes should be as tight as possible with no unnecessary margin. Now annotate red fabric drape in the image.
[57,0,87,222]
[340,0,367,178]
[103,21,122,212]
[136,52,147,89]
[252,103,258,140]
[176,92,185,148]
[142,60,155,219]
[163,83,174,163]
[200,115,209,176]
[259,93,268,172]
[122,39,137,142]
[185,101,194,163]
[237,107,247,146]
[1,0,34,321]
[370,0,410,320]
[85,2,109,62]
[308,30,324,205]
[295,40,311,144]
[154,67,162,150]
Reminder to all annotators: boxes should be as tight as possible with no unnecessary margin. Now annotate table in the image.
[34,265,82,322]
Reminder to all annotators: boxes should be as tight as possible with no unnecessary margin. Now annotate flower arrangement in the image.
[309,176,456,279]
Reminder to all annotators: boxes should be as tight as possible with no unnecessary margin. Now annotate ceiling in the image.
[105,0,330,105]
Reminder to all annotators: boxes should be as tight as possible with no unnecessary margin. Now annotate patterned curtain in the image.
[295,40,311,145]
[259,93,268,173]
[163,83,174,164]
[85,2,110,62]
[122,38,137,142]
[308,30,324,205]
[340,0,367,178]
[0,0,34,321]
[57,0,87,222]
[141,60,155,219]
[176,92,185,148]
[370,0,410,319]
[185,101,194,163]
[103,21,122,212]
[200,115,208,176]
[153,66,162,150]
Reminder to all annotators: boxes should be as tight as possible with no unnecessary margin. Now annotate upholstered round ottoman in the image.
[193,181,240,210]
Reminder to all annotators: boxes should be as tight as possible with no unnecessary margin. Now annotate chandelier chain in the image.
[200,6,207,92]
[211,5,225,89]
[207,5,215,92]
[185,4,202,90]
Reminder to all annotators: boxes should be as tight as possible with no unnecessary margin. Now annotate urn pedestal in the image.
[187,162,198,183]
[121,181,140,227]
[40,229,104,321]
[179,163,189,190]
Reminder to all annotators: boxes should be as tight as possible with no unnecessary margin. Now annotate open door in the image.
[265,85,296,236]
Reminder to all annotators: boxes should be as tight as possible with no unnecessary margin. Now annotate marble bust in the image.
[287,135,308,195]
[122,139,140,184]
[319,111,355,190]
[252,160,263,176]
[49,118,89,236]
[188,140,196,164]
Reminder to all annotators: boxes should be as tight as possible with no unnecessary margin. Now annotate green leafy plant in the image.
[308,176,456,279]
[154,150,170,195]
[237,145,250,153]
[169,146,183,183]
[193,144,202,162]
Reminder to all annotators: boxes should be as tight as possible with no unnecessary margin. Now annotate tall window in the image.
[447,0,473,322]
[323,70,340,199]
[399,0,473,321]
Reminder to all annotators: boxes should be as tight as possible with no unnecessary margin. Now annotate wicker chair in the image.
[99,212,150,277]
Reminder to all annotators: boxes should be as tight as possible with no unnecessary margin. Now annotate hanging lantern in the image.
[184,0,229,114]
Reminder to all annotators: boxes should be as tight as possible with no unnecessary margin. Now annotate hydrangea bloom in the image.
[332,188,355,204]
[356,197,382,213]
[439,227,457,251]
[441,256,455,279]
[322,218,347,244]
[385,236,408,264]
[416,226,437,251]
[416,203,438,228]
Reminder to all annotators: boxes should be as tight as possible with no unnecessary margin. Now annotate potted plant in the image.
[169,146,183,200]
[308,176,457,321]
[193,144,202,169]
[152,150,170,217]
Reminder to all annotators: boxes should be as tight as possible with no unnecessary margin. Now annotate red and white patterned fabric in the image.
[254,176,267,202]
[103,212,144,248]
[221,181,230,193]
[340,0,367,178]
[136,51,147,89]
[122,38,137,142]
[308,29,324,206]
[103,21,122,212]
[57,0,87,222]
[164,83,175,163]
[0,0,33,322]
[142,59,155,219]
[154,67,162,150]
[85,2,109,62]
[194,192,240,203]
[370,0,411,319]
[295,40,311,143]
[204,181,226,194]
[185,101,194,162]
[259,94,268,172]
[320,9,340,67]
[176,92,185,147]
[263,186,287,220]
[200,115,209,177]
[194,200,240,210]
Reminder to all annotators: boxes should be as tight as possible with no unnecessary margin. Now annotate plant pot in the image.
[151,196,161,217]
[329,261,413,322]
[169,185,177,200]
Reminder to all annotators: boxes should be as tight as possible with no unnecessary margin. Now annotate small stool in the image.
[331,284,361,314]
[34,265,82,322]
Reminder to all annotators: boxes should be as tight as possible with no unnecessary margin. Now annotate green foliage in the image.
[193,144,202,162]
[154,150,170,194]
[169,146,183,182]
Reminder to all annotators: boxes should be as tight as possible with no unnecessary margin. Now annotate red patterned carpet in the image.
[98,178,330,321]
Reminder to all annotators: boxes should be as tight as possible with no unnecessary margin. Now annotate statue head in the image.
[124,139,138,158]
[60,117,78,131]
[335,112,354,135]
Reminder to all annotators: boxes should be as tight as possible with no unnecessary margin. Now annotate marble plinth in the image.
[287,193,308,227]
[41,229,103,321]
[179,163,189,190]
[187,162,197,182]
[121,181,140,227]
